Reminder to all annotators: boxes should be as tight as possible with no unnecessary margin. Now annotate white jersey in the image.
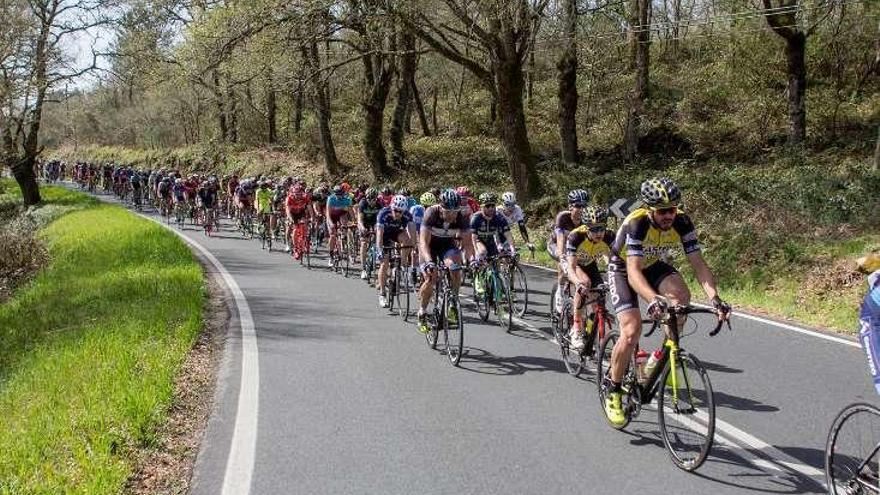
[501,204,524,226]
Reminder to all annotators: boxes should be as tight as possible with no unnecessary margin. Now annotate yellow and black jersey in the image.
[566,226,615,267]
[609,208,701,272]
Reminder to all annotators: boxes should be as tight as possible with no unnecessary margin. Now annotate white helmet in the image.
[501,191,516,206]
[391,194,408,211]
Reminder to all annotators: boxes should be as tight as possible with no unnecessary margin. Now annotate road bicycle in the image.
[423,261,464,366]
[596,305,731,471]
[552,282,614,377]
[471,254,514,331]
[826,402,880,494]
[382,244,412,321]
[290,217,311,268]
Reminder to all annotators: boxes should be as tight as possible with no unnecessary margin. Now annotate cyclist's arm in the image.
[687,251,719,301]
[375,222,385,250]
[419,226,433,263]
[460,231,476,263]
[517,221,530,243]
[625,255,659,303]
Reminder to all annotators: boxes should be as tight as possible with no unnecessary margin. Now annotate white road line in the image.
[137,213,259,495]
[520,262,859,348]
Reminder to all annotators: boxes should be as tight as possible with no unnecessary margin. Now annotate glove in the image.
[712,295,731,317]
[575,283,590,297]
[375,249,384,261]
[646,296,668,320]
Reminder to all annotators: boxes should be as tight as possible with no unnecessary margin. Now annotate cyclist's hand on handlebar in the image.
[646,295,669,320]
[712,295,732,322]
[468,259,481,271]
[421,261,437,273]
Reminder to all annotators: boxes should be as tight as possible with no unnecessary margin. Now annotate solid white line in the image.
[136,214,259,495]
[520,262,859,349]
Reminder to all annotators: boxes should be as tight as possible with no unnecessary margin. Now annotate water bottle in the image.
[643,349,663,380]
[635,349,649,383]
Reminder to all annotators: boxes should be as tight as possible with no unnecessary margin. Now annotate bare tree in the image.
[623,0,650,162]
[557,0,578,165]
[400,0,549,202]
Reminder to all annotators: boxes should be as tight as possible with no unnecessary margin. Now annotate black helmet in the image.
[640,177,681,207]
[567,189,589,206]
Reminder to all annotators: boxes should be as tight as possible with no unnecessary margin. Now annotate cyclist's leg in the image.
[608,269,642,385]
[653,262,689,331]
[571,265,592,332]
[444,247,464,294]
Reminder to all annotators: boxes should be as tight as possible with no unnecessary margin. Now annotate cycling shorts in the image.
[608,261,679,313]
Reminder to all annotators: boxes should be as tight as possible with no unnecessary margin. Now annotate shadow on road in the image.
[456,347,567,376]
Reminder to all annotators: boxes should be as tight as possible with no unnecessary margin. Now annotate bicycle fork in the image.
[665,341,696,415]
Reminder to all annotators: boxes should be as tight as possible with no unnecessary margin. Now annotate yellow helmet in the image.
[858,253,880,274]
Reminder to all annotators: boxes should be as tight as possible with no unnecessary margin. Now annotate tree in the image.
[761,0,832,144]
[390,28,416,167]
[401,0,549,202]
[557,0,578,165]
[623,0,650,162]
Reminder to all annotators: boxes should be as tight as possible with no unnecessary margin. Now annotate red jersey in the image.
[286,192,311,213]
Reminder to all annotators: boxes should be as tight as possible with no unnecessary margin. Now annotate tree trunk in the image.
[390,30,416,167]
[557,0,579,165]
[304,41,339,175]
[495,54,538,202]
[212,70,228,141]
[228,85,238,143]
[293,88,303,134]
[874,124,879,171]
[786,33,807,144]
[432,87,439,134]
[266,73,277,144]
[411,78,431,136]
[624,0,650,162]
[12,156,40,205]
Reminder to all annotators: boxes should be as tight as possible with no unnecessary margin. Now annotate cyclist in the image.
[285,182,313,260]
[357,187,383,280]
[469,192,513,293]
[235,178,256,223]
[417,189,475,334]
[457,186,479,220]
[226,174,240,218]
[198,178,219,229]
[604,177,730,426]
[858,253,880,393]
[375,195,416,308]
[552,190,589,313]
[256,181,275,238]
[326,185,354,266]
[377,185,394,208]
[564,206,614,351]
[500,191,535,253]
[172,178,187,208]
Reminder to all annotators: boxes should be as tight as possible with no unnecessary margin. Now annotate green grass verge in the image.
[0,181,203,494]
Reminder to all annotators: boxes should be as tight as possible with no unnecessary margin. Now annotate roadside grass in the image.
[0,182,203,494]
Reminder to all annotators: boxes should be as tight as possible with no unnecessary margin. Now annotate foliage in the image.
[0,184,203,493]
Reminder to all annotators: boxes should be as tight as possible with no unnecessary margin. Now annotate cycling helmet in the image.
[398,187,411,197]
[292,183,304,194]
[640,177,681,207]
[567,189,589,205]
[501,191,516,206]
[365,187,379,200]
[391,194,409,211]
[332,185,344,195]
[175,178,183,184]
[439,189,461,210]
[419,192,436,206]
[456,185,471,197]
[478,192,498,205]
[341,182,351,193]
[381,185,393,195]
[581,205,608,226]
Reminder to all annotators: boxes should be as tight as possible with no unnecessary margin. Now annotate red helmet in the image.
[341,182,352,193]
[456,186,471,197]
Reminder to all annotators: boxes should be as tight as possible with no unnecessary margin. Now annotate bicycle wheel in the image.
[472,269,490,322]
[397,266,411,321]
[387,267,398,313]
[657,352,715,471]
[443,292,464,366]
[596,331,636,430]
[303,227,311,269]
[495,269,514,331]
[510,264,529,317]
[549,283,558,323]
[826,402,880,495]
[558,300,584,376]
[341,236,351,277]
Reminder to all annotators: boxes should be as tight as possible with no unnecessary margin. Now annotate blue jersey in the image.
[327,194,353,212]
[469,211,510,245]
[859,272,880,395]
[410,205,425,231]
[377,207,413,232]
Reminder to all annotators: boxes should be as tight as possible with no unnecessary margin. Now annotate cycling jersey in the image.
[501,204,525,226]
[566,225,615,268]
[410,204,425,232]
[553,210,580,237]
[256,188,274,214]
[376,207,413,246]
[859,271,880,394]
[172,183,186,201]
[608,208,700,273]
[286,192,311,214]
[422,205,470,260]
[358,198,382,228]
[470,212,510,244]
[198,187,217,208]
[326,194,353,223]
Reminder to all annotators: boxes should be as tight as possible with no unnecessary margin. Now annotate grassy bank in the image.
[0,181,203,493]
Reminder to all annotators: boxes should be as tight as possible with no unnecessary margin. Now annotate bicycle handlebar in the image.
[642,305,732,338]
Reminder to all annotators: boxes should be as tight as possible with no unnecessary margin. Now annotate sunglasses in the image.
[653,206,678,216]
[588,225,606,233]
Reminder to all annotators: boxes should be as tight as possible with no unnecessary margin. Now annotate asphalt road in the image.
[78,186,877,494]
